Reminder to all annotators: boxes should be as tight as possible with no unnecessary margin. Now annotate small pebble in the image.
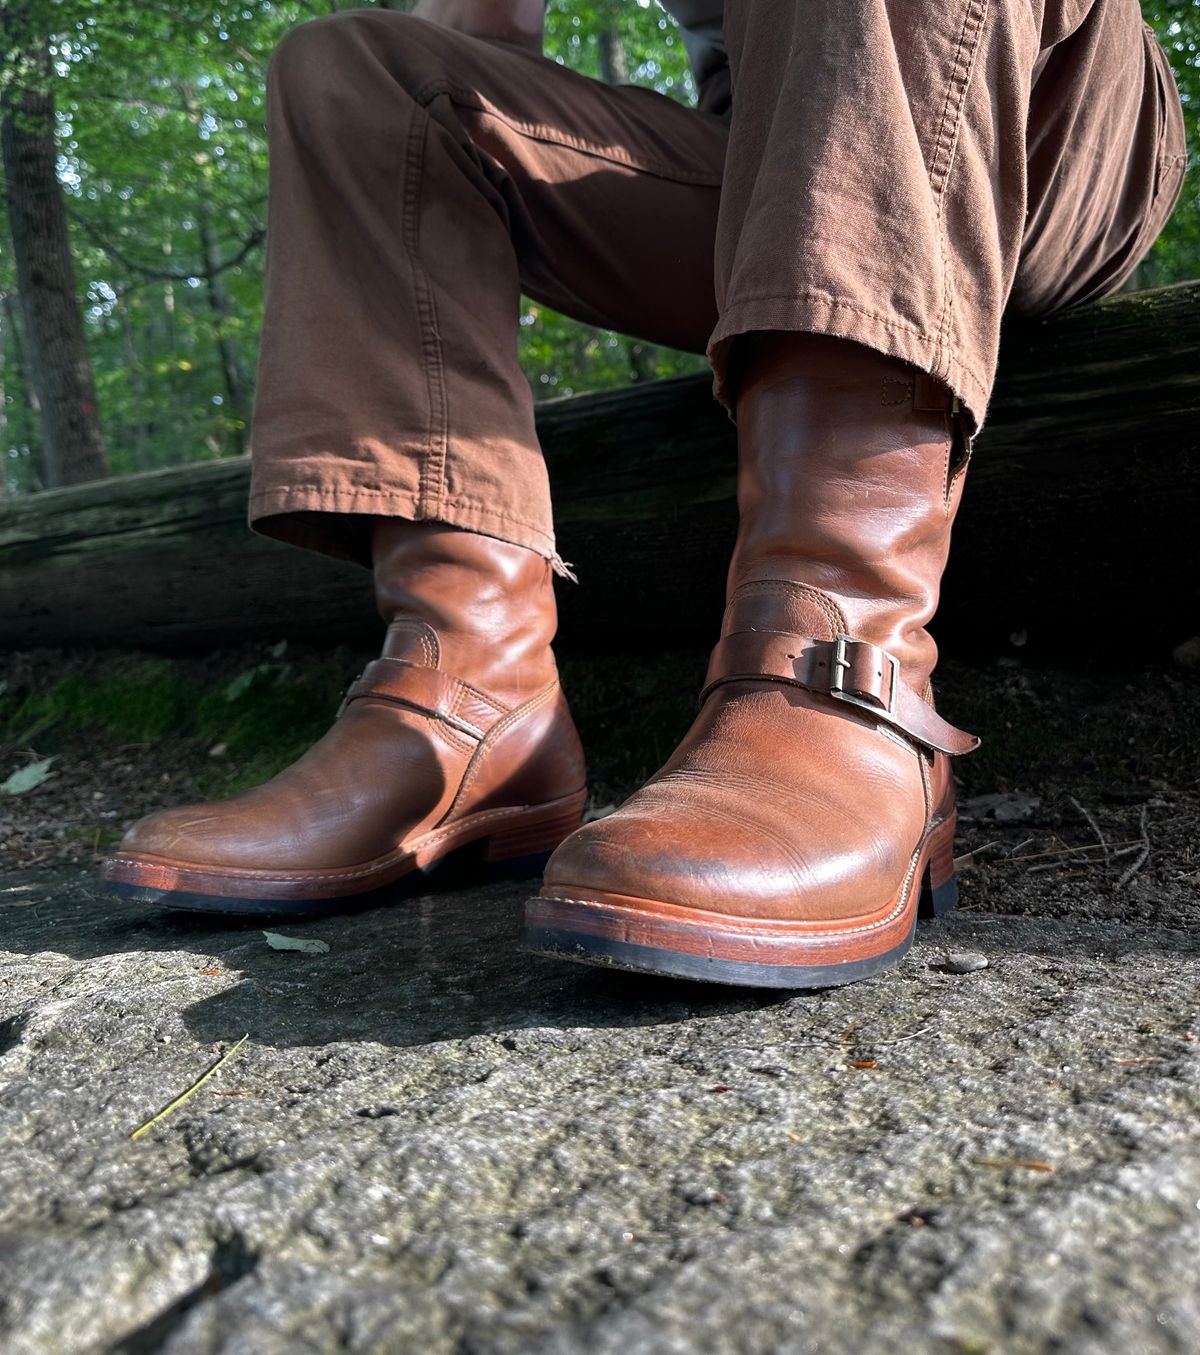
[680,1185,725,1206]
[943,951,989,974]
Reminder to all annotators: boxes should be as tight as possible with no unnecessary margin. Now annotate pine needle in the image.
[129,1034,249,1142]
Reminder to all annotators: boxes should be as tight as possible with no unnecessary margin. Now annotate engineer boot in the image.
[103,522,587,915]
[525,334,978,987]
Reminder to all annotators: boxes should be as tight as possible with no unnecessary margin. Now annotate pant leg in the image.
[710,0,1186,428]
[249,11,726,567]
[1012,11,1187,315]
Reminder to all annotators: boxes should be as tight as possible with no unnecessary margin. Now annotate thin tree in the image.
[1,1,107,487]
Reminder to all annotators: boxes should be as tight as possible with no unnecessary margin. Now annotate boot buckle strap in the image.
[337,657,508,738]
[826,635,899,718]
[701,629,980,756]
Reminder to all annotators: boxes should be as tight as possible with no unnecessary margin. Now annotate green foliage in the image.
[1143,3,1200,285]
[1,0,1198,492]
[0,646,350,795]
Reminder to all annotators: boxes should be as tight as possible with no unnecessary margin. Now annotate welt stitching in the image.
[538,820,946,940]
[109,804,553,887]
[541,859,914,939]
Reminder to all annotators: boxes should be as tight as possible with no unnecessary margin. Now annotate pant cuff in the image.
[249,485,558,568]
[708,294,989,431]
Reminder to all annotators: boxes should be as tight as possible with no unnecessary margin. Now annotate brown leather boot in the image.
[103,522,587,915]
[525,334,978,987]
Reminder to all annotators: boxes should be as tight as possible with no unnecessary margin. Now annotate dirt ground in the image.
[1,641,1198,1354]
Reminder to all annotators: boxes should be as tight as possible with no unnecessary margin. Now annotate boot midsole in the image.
[101,788,587,902]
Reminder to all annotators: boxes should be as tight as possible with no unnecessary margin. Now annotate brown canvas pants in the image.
[248,1,1186,567]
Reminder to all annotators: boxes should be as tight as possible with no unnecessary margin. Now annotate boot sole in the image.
[522,812,958,990]
[100,790,588,918]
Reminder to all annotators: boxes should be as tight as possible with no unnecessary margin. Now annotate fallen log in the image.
[1,283,1197,654]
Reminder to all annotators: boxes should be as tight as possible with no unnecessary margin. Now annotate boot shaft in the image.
[372,520,559,701]
[729,334,970,692]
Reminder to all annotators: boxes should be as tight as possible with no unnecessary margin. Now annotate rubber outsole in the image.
[104,845,557,919]
[522,843,960,991]
[522,923,916,989]
[99,791,588,919]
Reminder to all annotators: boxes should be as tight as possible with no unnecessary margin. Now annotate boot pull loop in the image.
[701,630,980,757]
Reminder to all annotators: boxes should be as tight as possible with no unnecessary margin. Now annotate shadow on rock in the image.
[4,858,1198,1053]
[1,866,793,1049]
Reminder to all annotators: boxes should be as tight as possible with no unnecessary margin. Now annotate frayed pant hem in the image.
[248,486,557,569]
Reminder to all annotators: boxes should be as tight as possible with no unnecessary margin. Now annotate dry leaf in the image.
[263,931,330,954]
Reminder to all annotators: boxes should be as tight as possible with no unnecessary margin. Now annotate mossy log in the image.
[1,282,1197,654]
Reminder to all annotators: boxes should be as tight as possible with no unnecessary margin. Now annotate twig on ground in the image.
[1010,838,1142,865]
[954,840,1000,871]
[975,1157,1055,1173]
[1115,804,1152,890]
[1068,795,1110,864]
[129,1034,249,1141]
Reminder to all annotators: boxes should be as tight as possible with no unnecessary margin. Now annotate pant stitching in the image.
[930,0,989,375]
[401,110,449,521]
[249,485,553,539]
[411,77,725,186]
[711,291,991,395]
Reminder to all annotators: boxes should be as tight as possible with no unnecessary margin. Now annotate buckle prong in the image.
[826,635,899,717]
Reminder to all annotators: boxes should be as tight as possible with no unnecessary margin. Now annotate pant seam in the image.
[711,289,991,395]
[930,0,989,376]
[401,108,449,521]
[411,77,725,187]
[249,484,553,539]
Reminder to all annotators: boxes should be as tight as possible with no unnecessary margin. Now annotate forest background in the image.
[1,0,1197,494]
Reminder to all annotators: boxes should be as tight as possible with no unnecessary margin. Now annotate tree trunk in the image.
[0,300,7,499]
[597,29,629,86]
[1,289,43,490]
[116,301,150,472]
[198,207,251,453]
[0,9,107,487]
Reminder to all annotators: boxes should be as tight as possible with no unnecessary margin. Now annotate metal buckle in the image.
[827,636,899,717]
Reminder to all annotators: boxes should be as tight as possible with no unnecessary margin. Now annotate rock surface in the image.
[1,864,1198,1355]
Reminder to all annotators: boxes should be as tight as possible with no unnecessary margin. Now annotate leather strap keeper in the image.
[701,631,980,756]
[339,658,509,740]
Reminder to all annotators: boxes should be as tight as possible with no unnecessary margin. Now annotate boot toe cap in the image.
[111,801,296,871]
[542,780,909,923]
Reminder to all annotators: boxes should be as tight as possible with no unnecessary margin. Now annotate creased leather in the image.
[541,335,976,933]
[108,522,586,882]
